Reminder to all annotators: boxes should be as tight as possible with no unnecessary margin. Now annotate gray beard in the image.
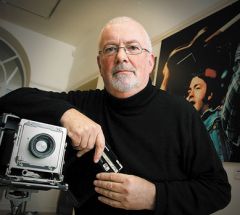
[112,73,138,92]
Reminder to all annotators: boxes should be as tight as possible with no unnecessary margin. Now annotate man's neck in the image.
[200,103,210,116]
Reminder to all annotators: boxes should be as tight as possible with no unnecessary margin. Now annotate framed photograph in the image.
[155,0,240,162]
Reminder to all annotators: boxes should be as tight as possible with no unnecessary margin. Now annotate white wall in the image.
[0,19,75,91]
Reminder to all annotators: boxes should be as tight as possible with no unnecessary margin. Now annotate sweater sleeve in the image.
[154,107,231,215]
[0,87,76,124]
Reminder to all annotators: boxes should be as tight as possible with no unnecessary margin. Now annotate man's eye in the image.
[127,45,140,51]
[104,46,117,54]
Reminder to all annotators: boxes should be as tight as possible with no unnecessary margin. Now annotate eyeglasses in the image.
[99,42,150,56]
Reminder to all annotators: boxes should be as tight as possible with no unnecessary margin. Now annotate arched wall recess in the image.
[0,27,30,96]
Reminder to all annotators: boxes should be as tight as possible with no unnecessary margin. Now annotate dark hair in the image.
[195,74,222,109]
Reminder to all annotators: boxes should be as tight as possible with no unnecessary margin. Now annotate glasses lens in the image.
[126,43,141,54]
[103,45,118,55]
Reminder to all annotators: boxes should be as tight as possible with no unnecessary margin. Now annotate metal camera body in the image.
[0,113,68,190]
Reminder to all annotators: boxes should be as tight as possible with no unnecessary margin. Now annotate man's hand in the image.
[60,108,105,162]
[93,172,156,210]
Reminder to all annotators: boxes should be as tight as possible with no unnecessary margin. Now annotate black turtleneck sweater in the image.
[0,80,231,215]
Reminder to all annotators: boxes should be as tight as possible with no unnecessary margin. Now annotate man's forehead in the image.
[190,77,206,87]
[100,23,146,47]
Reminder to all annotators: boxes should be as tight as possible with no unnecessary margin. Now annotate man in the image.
[0,17,231,215]
[186,44,240,162]
[186,71,231,161]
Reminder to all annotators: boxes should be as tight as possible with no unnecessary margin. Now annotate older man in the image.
[0,17,231,215]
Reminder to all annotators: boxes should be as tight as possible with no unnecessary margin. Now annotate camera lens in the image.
[29,133,55,158]
[35,140,48,152]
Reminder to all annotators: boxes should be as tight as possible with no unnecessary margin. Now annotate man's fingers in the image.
[76,148,90,157]
[94,132,105,163]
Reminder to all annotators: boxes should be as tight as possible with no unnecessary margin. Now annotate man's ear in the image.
[207,92,213,101]
[148,54,155,74]
[97,56,102,75]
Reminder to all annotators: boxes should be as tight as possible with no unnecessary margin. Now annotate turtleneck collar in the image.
[103,79,157,114]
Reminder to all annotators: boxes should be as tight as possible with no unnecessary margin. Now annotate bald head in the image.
[98,16,152,52]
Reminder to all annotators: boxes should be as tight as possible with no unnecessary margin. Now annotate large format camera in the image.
[0,113,123,214]
[0,113,68,214]
[0,113,68,189]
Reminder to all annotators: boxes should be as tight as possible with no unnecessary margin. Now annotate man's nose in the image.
[186,90,194,100]
[114,47,128,64]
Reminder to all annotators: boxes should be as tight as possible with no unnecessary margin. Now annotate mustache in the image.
[112,64,136,75]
